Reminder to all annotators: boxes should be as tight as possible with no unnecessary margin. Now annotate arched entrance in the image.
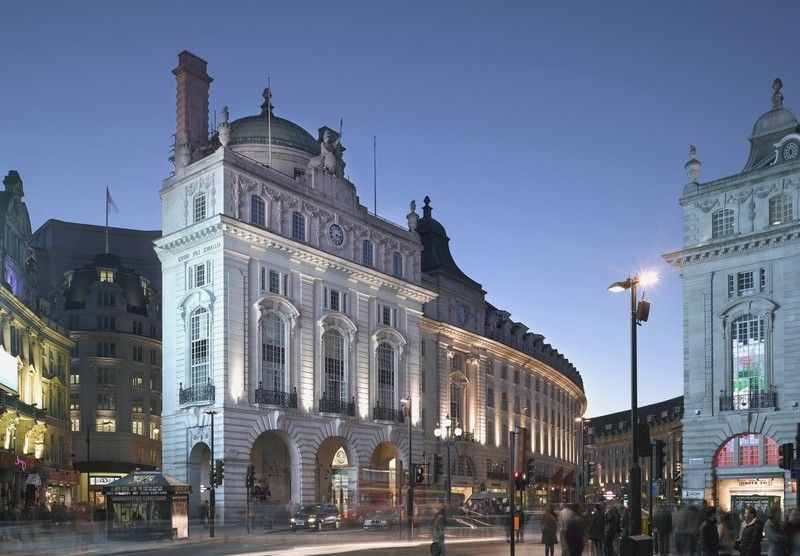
[250,431,293,506]
[188,442,211,518]
[366,442,403,507]
[316,437,355,515]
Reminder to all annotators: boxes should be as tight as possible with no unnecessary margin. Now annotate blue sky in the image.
[3,1,798,415]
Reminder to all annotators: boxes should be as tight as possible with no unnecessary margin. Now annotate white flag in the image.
[106,188,118,213]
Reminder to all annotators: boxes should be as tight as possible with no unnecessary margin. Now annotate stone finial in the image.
[406,200,419,231]
[422,196,432,218]
[772,78,784,109]
[221,106,229,125]
[218,106,231,148]
[261,85,274,116]
[685,144,701,184]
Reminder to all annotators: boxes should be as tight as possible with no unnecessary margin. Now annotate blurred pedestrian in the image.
[654,504,674,555]
[431,507,446,556]
[543,506,559,556]
[717,511,736,556]
[785,507,800,556]
[517,505,526,543]
[604,506,621,556]
[561,504,575,556]
[565,503,586,556]
[676,505,701,556]
[765,507,788,556]
[588,504,605,556]
[700,507,720,556]
[738,506,765,556]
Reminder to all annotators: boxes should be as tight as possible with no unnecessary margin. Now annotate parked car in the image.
[363,508,400,530]
[290,503,341,531]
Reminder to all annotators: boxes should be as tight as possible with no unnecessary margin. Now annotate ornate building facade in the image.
[157,52,432,520]
[415,199,587,505]
[0,171,74,513]
[665,79,800,512]
[584,396,683,505]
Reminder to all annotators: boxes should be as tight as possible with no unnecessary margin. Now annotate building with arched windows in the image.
[665,79,800,511]
[157,52,434,521]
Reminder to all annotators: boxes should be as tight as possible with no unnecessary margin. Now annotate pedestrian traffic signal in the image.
[779,443,794,470]
[513,471,526,491]
[653,439,666,479]
[415,463,425,484]
[587,461,596,484]
[216,459,225,485]
[433,453,443,483]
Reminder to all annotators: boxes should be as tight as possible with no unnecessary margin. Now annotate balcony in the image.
[487,469,507,480]
[255,384,297,408]
[179,381,215,405]
[719,388,777,412]
[0,392,47,421]
[319,394,356,416]
[372,403,405,423]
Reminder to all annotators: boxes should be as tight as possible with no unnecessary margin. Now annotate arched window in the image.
[450,382,463,426]
[711,208,734,239]
[323,329,346,402]
[193,194,207,223]
[190,308,210,387]
[731,314,765,409]
[714,433,780,467]
[261,312,287,393]
[251,196,266,227]
[376,342,395,410]
[392,252,403,278]
[769,194,793,225]
[291,211,306,241]
[362,240,374,266]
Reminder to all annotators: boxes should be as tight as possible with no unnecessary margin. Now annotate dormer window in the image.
[98,268,115,283]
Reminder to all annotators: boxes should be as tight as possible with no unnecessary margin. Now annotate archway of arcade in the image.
[316,437,356,515]
[364,441,403,508]
[188,442,211,518]
[249,431,294,507]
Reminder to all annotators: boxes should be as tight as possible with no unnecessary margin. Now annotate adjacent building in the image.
[584,396,683,505]
[0,171,75,513]
[665,79,800,512]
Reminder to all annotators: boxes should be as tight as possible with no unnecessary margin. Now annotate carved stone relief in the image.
[183,174,216,225]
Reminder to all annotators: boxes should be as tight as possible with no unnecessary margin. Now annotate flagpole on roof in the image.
[105,187,109,254]
[267,77,272,168]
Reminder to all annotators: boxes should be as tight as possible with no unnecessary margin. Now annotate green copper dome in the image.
[228,114,320,155]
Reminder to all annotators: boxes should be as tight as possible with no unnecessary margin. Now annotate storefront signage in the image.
[603,490,616,500]
[90,476,120,486]
[0,348,18,392]
[0,452,35,471]
[683,489,704,499]
[47,470,78,485]
[738,478,773,487]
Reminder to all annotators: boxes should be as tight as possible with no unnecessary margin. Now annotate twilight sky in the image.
[3,1,798,415]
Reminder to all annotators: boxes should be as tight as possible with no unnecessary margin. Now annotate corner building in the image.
[665,80,800,512]
[157,52,433,521]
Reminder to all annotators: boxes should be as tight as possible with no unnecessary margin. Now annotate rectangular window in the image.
[150,422,160,440]
[501,392,508,412]
[362,241,374,266]
[487,361,494,376]
[421,340,425,357]
[525,374,531,388]
[514,369,520,384]
[728,274,734,298]
[96,316,115,331]
[69,394,80,410]
[71,418,80,432]
[737,271,755,296]
[194,195,206,223]
[150,371,161,392]
[501,364,507,380]
[132,371,144,388]
[132,345,143,362]
[99,269,115,283]
[132,420,144,436]
[150,399,160,415]
[189,261,211,289]
[260,267,288,295]
[95,419,116,433]
[251,196,266,226]
[291,212,306,241]
[97,367,116,385]
[514,396,521,413]
[72,341,79,357]
[487,421,495,446]
[487,387,495,407]
[392,252,403,278]
[96,342,116,358]
[760,268,766,293]
[132,397,144,413]
[96,291,115,307]
[96,393,116,410]
[378,304,397,327]
[323,286,347,313]
[70,372,79,385]
[149,349,158,365]
[132,321,143,335]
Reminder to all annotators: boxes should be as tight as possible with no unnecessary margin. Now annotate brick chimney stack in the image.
[172,51,213,166]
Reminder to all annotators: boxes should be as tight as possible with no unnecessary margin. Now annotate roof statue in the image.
[406,199,419,231]
[685,144,701,184]
[218,106,231,147]
[221,106,229,125]
[773,78,784,109]
[308,127,346,178]
[261,86,274,116]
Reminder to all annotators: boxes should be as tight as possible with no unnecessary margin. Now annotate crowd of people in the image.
[531,503,800,556]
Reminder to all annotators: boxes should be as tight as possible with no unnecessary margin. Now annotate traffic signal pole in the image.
[796,423,800,511]
[509,427,519,556]
[204,410,217,538]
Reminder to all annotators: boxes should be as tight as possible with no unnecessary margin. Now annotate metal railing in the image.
[255,384,298,408]
[719,389,777,411]
[179,381,215,404]
[319,394,356,416]
[372,403,405,423]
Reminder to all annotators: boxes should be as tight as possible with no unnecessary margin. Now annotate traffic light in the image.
[415,463,425,484]
[433,454,443,483]
[513,471,527,491]
[216,459,225,485]
[779,443,795,470]
[653,439,666,479]
[587,461,596,484]
[246,463,255,491]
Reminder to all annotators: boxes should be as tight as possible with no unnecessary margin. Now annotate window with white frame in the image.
[149,422,160,440]
[323,329,346,402]
[260,267,288,296]
[376,342,395,410]
[712,208,734,239]
[769,194,793,225]
[194,194,207,223]
[291,211,306,241]
[323,286,348,313]
[96,392,116,410]
[362,240,374,266]
[132,371,144,388]
[731,313,766,407]
[392,252,403,278]
[251,195,266,226]
[132,419,144,436]
[188,260,211,289]
[99,268,115,283]
[378,303,397,327]
[450,382,464,425]
[71,418,80,432]
[95,418,116,433]
[261,312,287,393]
[737,271,755,296]
[190,307,210,388]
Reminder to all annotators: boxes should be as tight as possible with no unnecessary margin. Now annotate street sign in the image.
[683,489,703,500]
[200,483,208,493]
[651,483,660,497]
[791,460,800,479]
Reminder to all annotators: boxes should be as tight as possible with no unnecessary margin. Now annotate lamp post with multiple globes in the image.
[433,414,462,507]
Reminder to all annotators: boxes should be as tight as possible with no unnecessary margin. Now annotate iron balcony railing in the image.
[255,383,298,408]
[179,380,215,405]
[319,394,356,416]
[372,403,405,423]
[719,388,777,412]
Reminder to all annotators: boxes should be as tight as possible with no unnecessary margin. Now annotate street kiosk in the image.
[104,470,191,539]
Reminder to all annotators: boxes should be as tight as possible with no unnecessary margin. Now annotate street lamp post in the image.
[575,417,590,503]
[608,271,657,538]
[401,397,413,539]
[434,415,462,508]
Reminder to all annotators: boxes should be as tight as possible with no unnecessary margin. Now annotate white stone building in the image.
[665,79,800,513]
[156,52,433,521]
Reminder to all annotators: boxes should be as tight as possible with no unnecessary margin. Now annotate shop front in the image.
[43,468,79,508]
[717,476,784,522]
[0,452,39,514]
